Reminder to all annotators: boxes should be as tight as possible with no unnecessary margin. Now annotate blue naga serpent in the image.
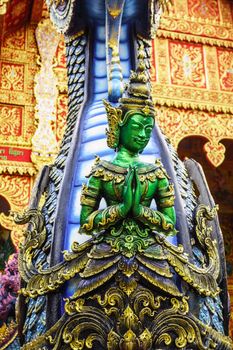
[14,1,230,348]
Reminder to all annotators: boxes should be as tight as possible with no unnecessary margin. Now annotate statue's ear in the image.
[103,99,122,149]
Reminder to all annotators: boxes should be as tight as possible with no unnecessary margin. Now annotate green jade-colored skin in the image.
[80,113,176,236]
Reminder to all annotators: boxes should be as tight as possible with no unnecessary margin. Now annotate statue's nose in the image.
[138,129,146,139]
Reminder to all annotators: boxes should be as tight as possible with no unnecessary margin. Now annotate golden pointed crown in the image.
[104,45,156,149]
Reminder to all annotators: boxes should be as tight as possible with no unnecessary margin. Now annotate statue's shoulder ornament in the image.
[87,157,126,183]
[87,156,170,184]
[138,159,170,182]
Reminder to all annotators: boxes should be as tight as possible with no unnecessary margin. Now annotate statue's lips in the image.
[134,138,148,146]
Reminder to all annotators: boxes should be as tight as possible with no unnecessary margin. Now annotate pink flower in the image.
[0,253,20,322]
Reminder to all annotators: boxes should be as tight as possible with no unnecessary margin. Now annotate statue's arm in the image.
[134,173,176,235]
[79,175,131,234]
[156,177,176,226]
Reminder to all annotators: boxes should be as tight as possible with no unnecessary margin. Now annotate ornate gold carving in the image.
[56,95,67,143]
[156,106,233,167]
[107,219,152,258]
[0,105,22,136]
[18,200,220,302]
[152,38,233,114]
[31,18,60,170]
[17,198,232,349]
[81,205,123,233]
[88,159,168,184]
[158,15,233,48]
[154,204,220,297]
[13,209,48,282]
[153,84,233,113]
[54,39,68,94]
[64,291,195,350]
[187,0,220,20]
[0,63,24,91]
[89,160,125,183]
[0,321,18,350]
[0,23,39,175]
[195,204,218,248]
[103,99,122,149]
[0,161,36,176]
[169,41,206,88]
[20,284,233,350]
[217,48,233,92]
[141,207,174,231]
[0,174,32,248]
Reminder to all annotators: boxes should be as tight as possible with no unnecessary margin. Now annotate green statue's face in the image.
[119,113,154,153]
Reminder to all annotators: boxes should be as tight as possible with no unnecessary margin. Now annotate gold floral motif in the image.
[0,105,22,136]
[187,0,220,20]
[154,82,233,113]
[90,164,125,183]
[56,94,67,143]
[204,141,226,168]
[107,219,152,258]
[158,16,233,48]
[169,41,206,88]
[217,49,233,92]
[2,26,26,50]
[0,174,32,248]
[152,36,233,114]
[20,284,233,350]
[0,63,24,91]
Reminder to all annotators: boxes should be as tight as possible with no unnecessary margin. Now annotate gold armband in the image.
[80,205,123,234]
[157,184,175,208]
[98,205,123,229]
[80,210,99,232]
[140,206,174,231]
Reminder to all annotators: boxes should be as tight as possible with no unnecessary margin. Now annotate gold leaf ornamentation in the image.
[103,99,122,149]
[0,174,32,248]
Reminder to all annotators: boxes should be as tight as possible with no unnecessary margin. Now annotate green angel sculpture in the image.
[80,100,177,255]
